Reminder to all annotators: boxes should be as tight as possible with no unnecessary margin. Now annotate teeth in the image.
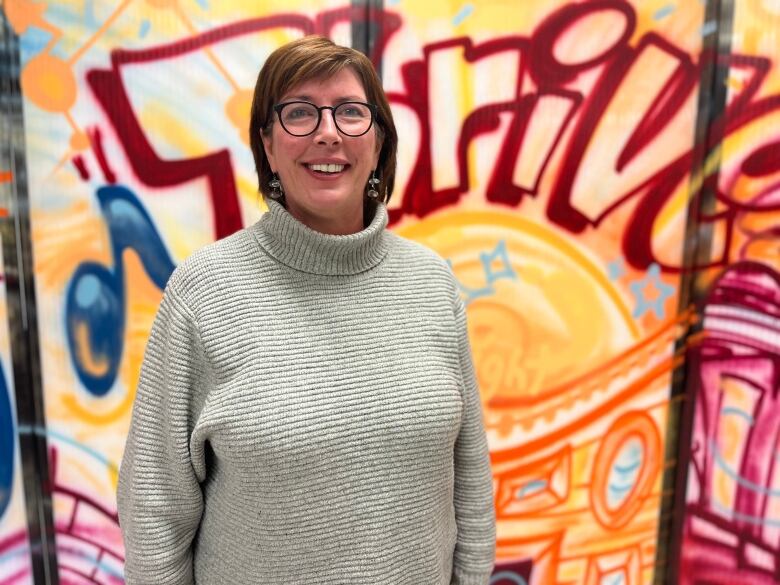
[309,163,345,173]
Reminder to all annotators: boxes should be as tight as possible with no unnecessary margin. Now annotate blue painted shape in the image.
[0,362,14,520]
[74,273,102,307]
[17,424,118,474]
[72,550,124,579]
[613,459,641,474]
[66,185,176,396]
[606,438,644,509]
[453,4,474,26]
[195,0,210,8]
[0,546,31,567]
[712,499,780,527]
[516,479,547,499]
[720,406,755,426]
[608,483,634,497]
[458,281,494,305]
[629,263,675,319]
[481,239,517,287]
[139,19,151,39]
[449,240,518,305]
[66,263,123,396]
[446,259,491,304]
[100,189,176,290]
[653,4,676,20]
[710,439,780,497]
[607,257,625,280]
[604,572,626,585]
[700,20,717,37]
[84,0,97,28]
[18,28,52,64]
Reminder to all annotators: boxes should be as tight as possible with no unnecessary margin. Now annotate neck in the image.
[285,200,364,235]
[253,199,390,276]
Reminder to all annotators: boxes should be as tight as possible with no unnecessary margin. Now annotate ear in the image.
[261,131,276,171]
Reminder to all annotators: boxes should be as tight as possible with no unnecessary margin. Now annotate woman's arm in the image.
[451,293,497,585]
[118,289,207,584]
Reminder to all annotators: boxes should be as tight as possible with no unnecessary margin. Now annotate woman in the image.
[118,35,495,584]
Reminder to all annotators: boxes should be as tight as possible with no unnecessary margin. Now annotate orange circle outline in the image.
[590,410,661,530]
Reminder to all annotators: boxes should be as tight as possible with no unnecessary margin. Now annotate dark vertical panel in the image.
[655,0,735,582]
[0,12,60,585]
[351,0,384,78]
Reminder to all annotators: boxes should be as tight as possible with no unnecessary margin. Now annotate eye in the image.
[284,104,316,120]
[338,103,369,118]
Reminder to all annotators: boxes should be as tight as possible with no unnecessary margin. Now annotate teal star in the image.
[629,263,675,319]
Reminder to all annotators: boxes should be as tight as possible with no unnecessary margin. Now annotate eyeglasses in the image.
[273,101,377,137]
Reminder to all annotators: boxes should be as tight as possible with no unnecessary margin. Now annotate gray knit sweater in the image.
[117,200,496,584]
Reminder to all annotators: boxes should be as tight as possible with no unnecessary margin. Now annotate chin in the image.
[307,191,359,210]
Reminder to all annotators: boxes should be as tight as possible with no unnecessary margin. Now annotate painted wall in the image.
[0,0,777,584]
[677,1,780,583]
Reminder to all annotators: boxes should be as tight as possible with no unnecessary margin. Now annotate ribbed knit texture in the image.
[118,200,496,584]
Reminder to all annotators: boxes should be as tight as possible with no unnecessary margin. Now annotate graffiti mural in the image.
[0,0,777,583]
[677,0,780,582]
[681,262,780,585]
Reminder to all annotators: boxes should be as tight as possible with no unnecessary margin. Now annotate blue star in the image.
[629,263,675,319]
[458,283,492,304]
[448,255,492,304]
[481,240,517,287]
[448,240,517,305]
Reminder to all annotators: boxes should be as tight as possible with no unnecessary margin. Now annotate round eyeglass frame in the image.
[272,101,378,137]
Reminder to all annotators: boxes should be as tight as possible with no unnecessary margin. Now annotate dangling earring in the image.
[269,173,283,199]
[367,170,380,200]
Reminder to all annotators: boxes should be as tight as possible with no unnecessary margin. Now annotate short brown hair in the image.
[249,36,398,205]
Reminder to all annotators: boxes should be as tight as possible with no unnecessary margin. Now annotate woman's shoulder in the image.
[387,231,448,268]
[385,231,459,291]
[163,225,259,307]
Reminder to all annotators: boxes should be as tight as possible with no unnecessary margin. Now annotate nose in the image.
[314,108,341,145]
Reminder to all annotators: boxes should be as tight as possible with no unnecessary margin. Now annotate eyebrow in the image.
[283,94,366,103]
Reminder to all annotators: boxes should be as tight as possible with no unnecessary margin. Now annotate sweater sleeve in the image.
[451,294,497,585]
[117,288,207,584]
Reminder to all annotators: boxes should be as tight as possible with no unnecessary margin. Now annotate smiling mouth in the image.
[306,163,347,174]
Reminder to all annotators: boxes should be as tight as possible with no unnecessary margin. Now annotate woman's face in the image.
[261,68,382,235]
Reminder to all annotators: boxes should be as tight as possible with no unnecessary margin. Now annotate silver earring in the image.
[269,173,283,199]
[367,170,380,199]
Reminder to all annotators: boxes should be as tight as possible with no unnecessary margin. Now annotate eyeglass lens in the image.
[279,102,373,137]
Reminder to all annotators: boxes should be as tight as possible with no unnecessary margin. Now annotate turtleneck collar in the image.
[251,199,391,276]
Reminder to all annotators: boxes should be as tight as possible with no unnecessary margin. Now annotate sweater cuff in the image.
[451,566,491,585]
